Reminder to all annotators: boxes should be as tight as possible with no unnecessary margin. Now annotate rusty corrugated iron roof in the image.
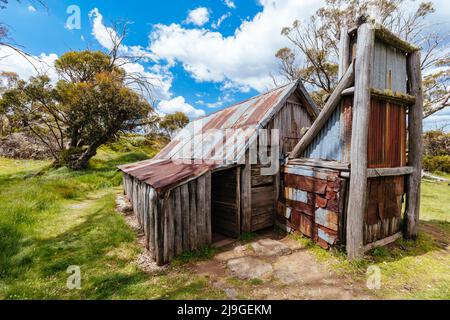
[119,79,317,193]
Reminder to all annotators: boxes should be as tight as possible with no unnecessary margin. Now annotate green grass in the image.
[291,172,450,300]
[1,141,449,299]
[171,247,220,267]
[0,141,225,300]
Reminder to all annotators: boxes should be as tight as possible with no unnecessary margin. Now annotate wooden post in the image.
[205,171,212,244]
[404,50,423,239]
[240,153,252,232]
[346,23,374,260]
[338,27,350,79]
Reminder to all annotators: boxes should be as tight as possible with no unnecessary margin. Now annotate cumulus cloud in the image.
[149,0,321,92]
[89,8,172,100]
[27,5,37,12]
[0,46,58,82]
[157,96,205,118]
[185,7,210,26]
[224,0,236,9]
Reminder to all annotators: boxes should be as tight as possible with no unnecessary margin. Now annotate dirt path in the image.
[116,193,375,299]
[189,232,375,300]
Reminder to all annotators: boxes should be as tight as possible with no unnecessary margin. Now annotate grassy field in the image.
[0,142,448,299]
[0,143,224,299]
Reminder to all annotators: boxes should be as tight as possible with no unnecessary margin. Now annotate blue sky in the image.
[0,0,449,130]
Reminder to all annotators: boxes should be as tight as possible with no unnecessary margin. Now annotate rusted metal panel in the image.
[284,187,308,203]
[367,98,407,168]
[118,159,216,194]
[121,80,317,194]
[315,208,338,231]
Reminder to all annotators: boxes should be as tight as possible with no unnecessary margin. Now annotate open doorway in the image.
[211,167,240,245]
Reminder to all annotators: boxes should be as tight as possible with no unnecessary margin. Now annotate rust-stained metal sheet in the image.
[154,81,298,164]
[119,80,316,193]
[118,159,216,194]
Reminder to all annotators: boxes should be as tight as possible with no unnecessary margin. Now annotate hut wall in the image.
[302,97,353,162]
[123,172,212,266]
[250,164,275,232]
[276,164,348,249]
[265,98,313,157]
[372,40,407,93]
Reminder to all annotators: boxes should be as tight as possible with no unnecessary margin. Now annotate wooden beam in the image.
[341,87,415,105]
[240,154,252,232]
[289,61,355,159]
[363,232,402,252]
[367,166,414,178]
[404,51,423,240]
[346,23,375,260]
[338,26,350,79]
[287,157,350,171]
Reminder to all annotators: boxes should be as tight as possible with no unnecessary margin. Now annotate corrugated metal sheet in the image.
[120,80,317,193]
[302,103,343,161]
[368,98,407,168]
[155,82,298,163]
[119,159,215,194]
[372,39,407,93]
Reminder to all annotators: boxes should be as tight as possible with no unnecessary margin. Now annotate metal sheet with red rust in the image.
[367,98,407,168]
[119,159,216,194]
[284,174,328,195]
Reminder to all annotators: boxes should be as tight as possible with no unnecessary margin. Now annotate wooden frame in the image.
[346,23,375,260]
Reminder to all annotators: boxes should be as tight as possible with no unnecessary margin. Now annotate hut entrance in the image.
[211,167,241,240]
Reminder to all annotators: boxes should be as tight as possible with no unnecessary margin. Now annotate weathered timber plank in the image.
[346,23,375,260]
[205,171,212,244]
[364,232,402,252]
[181,184,190,251]
[367,166,414,178]
[241,157,252,233]
[173,187,182,255]
[339,26,350,79]
[188,180,198,250]
[404,50,423,239]
[196,175,207,246]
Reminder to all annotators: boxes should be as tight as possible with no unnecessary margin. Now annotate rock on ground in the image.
[227,256,273,280]
[251,239,292,257]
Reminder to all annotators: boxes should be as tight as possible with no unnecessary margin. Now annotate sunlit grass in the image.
[0,139,225,300]
[291,173,450,300]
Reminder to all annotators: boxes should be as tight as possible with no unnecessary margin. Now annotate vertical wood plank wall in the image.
[123,172,212,265]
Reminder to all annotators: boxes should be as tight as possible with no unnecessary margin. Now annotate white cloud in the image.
[224,0,236,9]
[185,7,210,26]
[149,0,322,92]
[211,12,231,29]
[157,96,205,118]
[0,46,58,82]
[89,8,172,101]
[27,5,37,12]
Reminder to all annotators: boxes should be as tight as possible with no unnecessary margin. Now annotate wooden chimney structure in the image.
[282,21,423,259]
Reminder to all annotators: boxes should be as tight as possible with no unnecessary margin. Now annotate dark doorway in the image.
[211,167,240,238]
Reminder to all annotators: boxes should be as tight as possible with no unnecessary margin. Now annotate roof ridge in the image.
[194,80,297,121]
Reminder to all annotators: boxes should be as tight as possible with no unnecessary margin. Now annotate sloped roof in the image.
[119,79,317,193]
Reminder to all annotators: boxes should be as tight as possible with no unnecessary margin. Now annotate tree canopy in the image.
[0,50,152,169]
[276,0,449,117]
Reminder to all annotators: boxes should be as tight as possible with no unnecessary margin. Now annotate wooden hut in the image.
[280,22,423,259]
[119,80,318,265]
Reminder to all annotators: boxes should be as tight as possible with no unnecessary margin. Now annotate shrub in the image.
[423,130,450,157]
[423,155,450,173]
